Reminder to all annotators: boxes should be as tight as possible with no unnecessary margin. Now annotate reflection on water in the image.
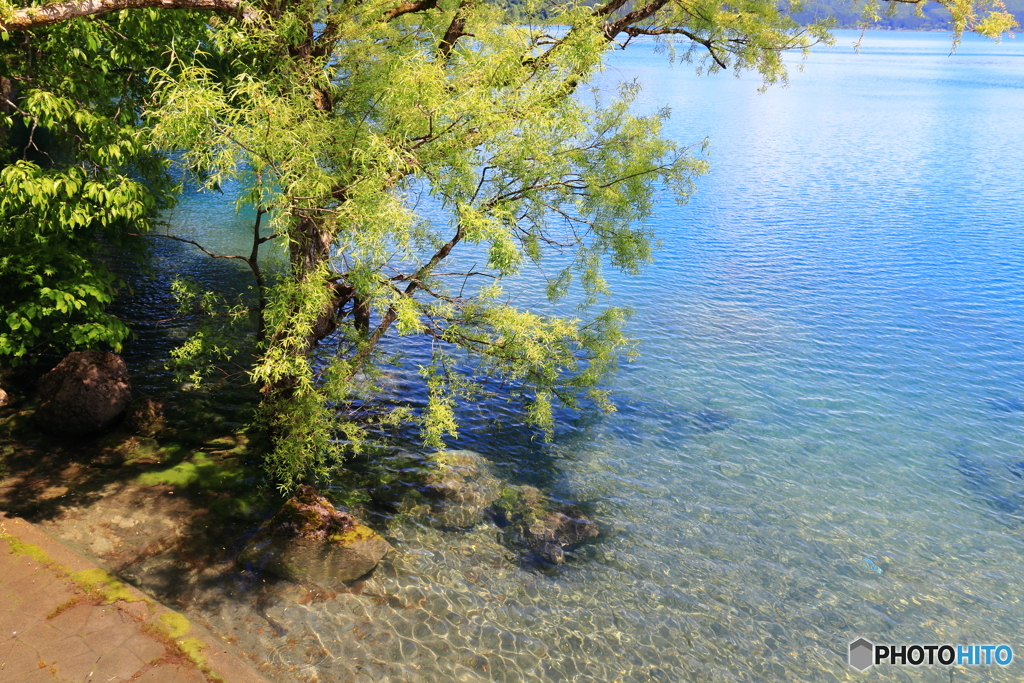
[113,30,1024,682]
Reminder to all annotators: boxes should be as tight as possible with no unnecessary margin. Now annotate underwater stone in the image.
[689,408,734,433]
[719,462,745,477]
[397,449,501,528]
[524,505,599,564]
[952,446,1024,515]
[493,486,599,565]
[986,397,1024,413]
[124,396,166,437]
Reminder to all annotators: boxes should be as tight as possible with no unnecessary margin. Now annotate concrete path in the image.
[0,512,270,683]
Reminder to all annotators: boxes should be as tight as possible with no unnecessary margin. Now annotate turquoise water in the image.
[146,31,1024,682]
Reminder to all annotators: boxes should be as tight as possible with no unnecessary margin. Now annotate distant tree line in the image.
[793,0,1023,30]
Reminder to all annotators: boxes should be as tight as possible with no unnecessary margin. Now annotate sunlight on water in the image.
[135,31,1024,682]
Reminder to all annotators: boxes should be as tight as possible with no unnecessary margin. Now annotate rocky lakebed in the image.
[0,352,604,683]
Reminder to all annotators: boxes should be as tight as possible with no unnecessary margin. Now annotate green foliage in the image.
[0,9,214,363]
[0,161,140,360]
[165,276,254,387]
[144,1,726,487]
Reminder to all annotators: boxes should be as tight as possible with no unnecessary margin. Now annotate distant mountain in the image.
[792,0,1024,31]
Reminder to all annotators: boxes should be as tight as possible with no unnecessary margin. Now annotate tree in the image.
[1,0,1016,488]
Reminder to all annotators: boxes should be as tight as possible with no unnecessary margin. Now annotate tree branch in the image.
[0,0,256,31]
[438,0,473,59]
[128,231,249,261]
[602,0,672,41]
[343,223,465,380]
[592,0,630,17]
[382,0,438,21]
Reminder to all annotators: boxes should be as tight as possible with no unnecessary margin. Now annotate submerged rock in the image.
[395,450,501,528]
[124,396,166,436]
[719,462,745,477]
[953,446,1024,516]
[36,350,132,435]
[523,505,600,564]
[240,486,391,585]
[987,397,1024,413]
[687,408,733,433]
[493,485,599,565]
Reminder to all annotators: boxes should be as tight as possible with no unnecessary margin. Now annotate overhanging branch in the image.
[0,0,256,31]
[382,0,438,21]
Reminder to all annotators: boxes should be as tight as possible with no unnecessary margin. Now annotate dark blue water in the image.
[159,31,1024,683]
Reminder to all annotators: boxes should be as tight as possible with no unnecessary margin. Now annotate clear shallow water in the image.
[143,31,1024,682]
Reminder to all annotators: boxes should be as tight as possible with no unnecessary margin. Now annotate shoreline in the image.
[0,511,269,683]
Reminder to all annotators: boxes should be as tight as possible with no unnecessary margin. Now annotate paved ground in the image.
[0,513,269,683]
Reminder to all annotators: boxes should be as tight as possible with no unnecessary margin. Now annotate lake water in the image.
[143,30,1024,683]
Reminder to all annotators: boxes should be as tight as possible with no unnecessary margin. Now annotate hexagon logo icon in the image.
[849,638,874,671]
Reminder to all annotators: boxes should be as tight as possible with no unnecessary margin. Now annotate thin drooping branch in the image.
[130,222,279,344]
[248,208,271,344]
[0,0,256,31]
[129,231,250,262]
[623,26,728,68]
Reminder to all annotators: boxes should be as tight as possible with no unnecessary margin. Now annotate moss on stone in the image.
[91,433,168,466]
[0,408,37,437]
[159,611,191,638]
[120,437,165,464]
[209,491,267,520]
[136,452,244,490]
[177,637,208,668]
[3,537,53,565]
[328,523,379,546]
[72,568,144,604]
[495,484,547,520]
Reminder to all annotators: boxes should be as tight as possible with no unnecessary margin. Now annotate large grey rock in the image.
[240,486,391,586]
[36,351,131,435]
[397,450,501,528]
[249,529,392,585]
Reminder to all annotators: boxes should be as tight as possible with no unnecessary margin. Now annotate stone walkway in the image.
[0,513,269,683]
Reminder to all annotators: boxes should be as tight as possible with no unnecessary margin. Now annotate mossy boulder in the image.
[240,486,391,586]
[395,450,501,528]
[92,433,162,467]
